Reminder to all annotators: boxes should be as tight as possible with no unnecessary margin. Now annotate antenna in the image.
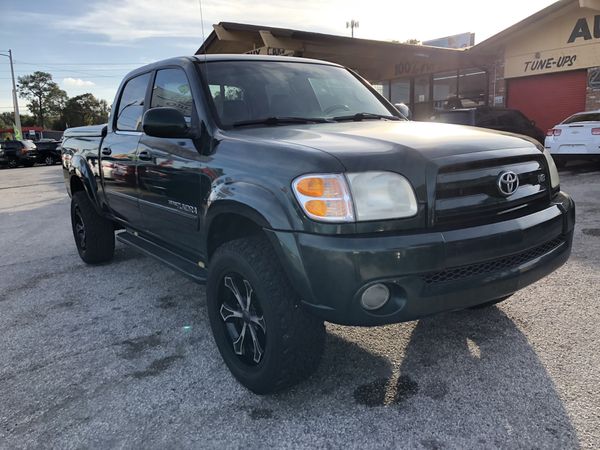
[198,0,207,60]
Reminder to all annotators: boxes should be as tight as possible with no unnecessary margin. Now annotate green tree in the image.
[60,93,109,128]
[0,111,36,129]
[17,71,67,128]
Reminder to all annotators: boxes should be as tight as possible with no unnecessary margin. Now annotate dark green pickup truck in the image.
[61,55,574,394]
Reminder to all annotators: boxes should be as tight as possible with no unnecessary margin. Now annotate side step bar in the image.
[117,231,207,284]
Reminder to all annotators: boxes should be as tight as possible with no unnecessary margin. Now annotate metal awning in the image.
[196,22,476,80]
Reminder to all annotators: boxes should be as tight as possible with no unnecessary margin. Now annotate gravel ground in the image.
[0,163,599,449]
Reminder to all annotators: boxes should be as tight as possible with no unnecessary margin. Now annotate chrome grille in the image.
[434,157,550,228]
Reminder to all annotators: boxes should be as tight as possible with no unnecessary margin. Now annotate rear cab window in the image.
[116,73,151,131]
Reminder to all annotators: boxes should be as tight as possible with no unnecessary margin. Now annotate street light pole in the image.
[0,49,22,139]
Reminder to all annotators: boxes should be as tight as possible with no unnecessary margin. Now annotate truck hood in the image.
[225,120,541,171]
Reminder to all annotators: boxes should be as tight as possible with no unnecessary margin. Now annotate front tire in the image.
[207,236,325,394]
[70,191,115,264]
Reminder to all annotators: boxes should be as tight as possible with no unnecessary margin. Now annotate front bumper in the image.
[269,192,575,326]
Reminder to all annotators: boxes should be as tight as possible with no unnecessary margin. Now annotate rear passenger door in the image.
[137,67,205,254]
[100,72,152,227]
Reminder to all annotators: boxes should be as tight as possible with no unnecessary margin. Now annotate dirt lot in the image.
[1,164,599,449]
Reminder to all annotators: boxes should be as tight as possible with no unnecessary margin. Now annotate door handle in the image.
[138,150,153,161]
[101,147,112,156]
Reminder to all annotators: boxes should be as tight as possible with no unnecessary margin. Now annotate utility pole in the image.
[346,19,359,38]
[0,49,22,139]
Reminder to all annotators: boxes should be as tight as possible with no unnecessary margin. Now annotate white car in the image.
[545,110,600,167]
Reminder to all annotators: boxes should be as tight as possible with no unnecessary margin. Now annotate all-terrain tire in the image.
[70,191,115,264]
[207,236,325,394]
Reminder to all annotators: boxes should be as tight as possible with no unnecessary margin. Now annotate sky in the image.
[0,0,557,120]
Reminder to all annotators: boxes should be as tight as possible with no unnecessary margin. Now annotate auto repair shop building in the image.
[197,0,600,130]
[473,0,600,132]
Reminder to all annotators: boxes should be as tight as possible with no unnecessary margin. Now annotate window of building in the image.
[458,69,487,107]
[433,71,459,110]
[116,73,151,131]
[151,69,194,121]
[390,78,410,104]
[371,80,390,100]
[414,76,430,103]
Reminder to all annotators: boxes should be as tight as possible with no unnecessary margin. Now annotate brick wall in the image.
[586,67,600,111]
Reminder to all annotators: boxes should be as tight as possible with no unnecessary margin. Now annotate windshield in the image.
[563,112,600,124]
[198,61,396,127]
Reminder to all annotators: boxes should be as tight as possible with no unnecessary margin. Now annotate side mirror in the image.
[142,107,189,138]
[394,103,411,120]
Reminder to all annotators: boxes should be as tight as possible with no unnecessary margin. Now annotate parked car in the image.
[34,139,61,165]
[0,139,38,168]
[430,107,546,144]
[545,110,600,167]
[61,55,574,394]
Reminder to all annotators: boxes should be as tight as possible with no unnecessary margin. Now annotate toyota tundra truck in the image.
[61,55,575,394]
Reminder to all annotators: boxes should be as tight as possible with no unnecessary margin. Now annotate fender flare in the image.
[69,154,100,210]
[204,180,295,236]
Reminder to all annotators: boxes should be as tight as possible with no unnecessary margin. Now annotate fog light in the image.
[360,283,390,310]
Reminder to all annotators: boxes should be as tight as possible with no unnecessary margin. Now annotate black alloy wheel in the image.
[73,205,87,251]
[218,273,266,365]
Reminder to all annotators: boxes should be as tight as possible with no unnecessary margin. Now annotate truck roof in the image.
[124,54,341,79]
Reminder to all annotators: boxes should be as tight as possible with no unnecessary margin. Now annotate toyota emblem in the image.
[497,171,519,197]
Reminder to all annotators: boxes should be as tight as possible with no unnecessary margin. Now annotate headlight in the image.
[543,149,560,190]
[292,171,417,222]
[292,174,354,222]
[347,171,417,221]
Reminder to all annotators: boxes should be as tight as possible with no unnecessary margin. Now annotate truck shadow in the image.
[280,307,578,447]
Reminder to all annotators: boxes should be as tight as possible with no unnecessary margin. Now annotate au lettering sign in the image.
[568,15,600,43]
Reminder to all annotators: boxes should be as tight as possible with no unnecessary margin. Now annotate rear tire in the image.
[469,295,512,309]
[7,158,18,169]
[44,155,54,166]
[207,236,325,394]
[70,191,115,264]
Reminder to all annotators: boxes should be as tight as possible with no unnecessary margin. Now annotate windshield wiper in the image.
[332,112,401,122]
[232,116,333,127]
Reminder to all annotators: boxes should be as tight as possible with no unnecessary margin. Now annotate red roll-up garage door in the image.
[507,70,587,133]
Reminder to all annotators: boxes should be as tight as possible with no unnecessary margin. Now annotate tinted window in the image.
[116,73,151,131]
[151,69,193,121]
[563,112,600,124]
